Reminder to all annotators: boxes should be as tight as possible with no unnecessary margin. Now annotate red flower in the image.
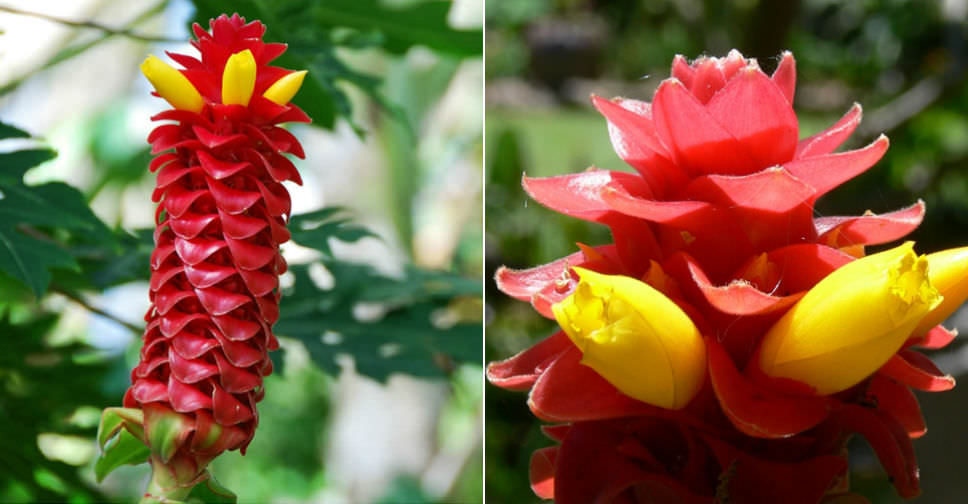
[117,13,309,494]
[489,51,965,503]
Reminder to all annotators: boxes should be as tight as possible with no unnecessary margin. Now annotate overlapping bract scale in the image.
[124,13,309,478]
[489,50,962,503]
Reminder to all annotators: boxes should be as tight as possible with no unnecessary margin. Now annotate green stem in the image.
[0,5,179,43]
[0,1,168,96]
[139,457,193,504]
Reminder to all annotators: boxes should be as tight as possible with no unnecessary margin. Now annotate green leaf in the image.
[97,408,144,449]
[0,121,31,139]
[0,314,115,502]
[0,148,56,181]
[186,474,237,504]
[288,207,378,257]
[313,0,482,56]
[275,260,481,381]
[0,125,115,296]
[78,228,155,289]
[0,226,77,297]
[94,428,151,483]
[0,183,113,241]
[97,410,125,450]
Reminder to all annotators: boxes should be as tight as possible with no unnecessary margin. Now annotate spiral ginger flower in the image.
[99,14,310,502]
[489,50,968,503]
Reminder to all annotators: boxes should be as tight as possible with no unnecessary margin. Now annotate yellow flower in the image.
[140,55,204,113]
[912,246,968,336]
[551,267,706,409]
[263,70,308,106]
[222,50,257,106]
[758,242,941,395]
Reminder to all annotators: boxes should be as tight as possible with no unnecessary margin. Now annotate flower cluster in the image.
[113,13,309,496]
[488,50,968,503]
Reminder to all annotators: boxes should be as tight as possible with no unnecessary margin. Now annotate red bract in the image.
[488,50,958,503]
[122,13,309,488]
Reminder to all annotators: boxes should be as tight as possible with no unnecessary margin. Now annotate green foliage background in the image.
[485,1,968,503]
[0,0,481,502]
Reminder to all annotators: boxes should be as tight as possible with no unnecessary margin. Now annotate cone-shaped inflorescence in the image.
[101,14,309,502]
[489,51,968,503]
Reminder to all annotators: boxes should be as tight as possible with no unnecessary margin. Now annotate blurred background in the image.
[485,1,968,503]
[0,0,482,503]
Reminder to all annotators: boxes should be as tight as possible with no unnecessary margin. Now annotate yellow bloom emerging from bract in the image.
[758,242,942,395]
[551,267,706,410]
[222,50,257,106]
[913,246,968,336]
[263,70,307,105]
[140,55,204,113]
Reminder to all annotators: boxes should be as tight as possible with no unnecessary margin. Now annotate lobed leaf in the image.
[288,207,378,257]
[0,125,115,296]
[276,260,481,381]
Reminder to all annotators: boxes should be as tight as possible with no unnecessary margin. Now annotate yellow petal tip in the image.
[222,49,257,106]
[263,70,307,105]
[141,55,204,113]
[759,243,940,395]
[552,268,706,410]
[914,246,968,336]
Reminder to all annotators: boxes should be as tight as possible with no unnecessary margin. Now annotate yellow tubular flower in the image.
[140,55,204,113]
[551,267,706,410]
[913,246,968,336]
[263,70,308,105]
[222,49,257,106]
[758,243,942,395]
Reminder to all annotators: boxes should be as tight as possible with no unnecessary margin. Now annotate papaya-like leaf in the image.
[275,260,481,381]
[288,207,378,257]
[0,123,115,296]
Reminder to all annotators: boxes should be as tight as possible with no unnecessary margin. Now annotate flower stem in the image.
[0,5,180,43]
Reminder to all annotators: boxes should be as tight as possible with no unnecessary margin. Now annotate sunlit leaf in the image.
[0,148,55,181]
[276,260,481,381]
[288,207,378,257]
[313,0,481,56]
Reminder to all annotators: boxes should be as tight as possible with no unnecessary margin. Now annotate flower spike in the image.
[263,70,307,105]
[551,267,706,410]
[222,49,257,106]
[99,13,313,501]
[141,55,204,113]
[488,49,968,503]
